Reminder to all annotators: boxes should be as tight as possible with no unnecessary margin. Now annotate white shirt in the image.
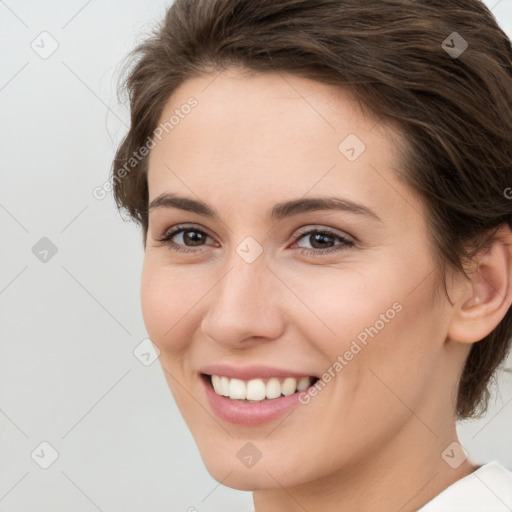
[418,461,512,511]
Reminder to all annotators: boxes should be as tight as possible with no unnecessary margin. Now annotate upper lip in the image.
[199,364,317,381]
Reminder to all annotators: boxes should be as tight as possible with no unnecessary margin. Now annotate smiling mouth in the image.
[202,373,320,402]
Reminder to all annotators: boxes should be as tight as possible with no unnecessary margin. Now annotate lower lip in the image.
[201,375,304,426]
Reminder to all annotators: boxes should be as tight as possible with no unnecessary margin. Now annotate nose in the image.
[200,249,286,349]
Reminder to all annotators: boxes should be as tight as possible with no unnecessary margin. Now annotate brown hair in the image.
[111,0,512,420]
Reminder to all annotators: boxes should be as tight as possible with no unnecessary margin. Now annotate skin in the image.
[140,68,512,511]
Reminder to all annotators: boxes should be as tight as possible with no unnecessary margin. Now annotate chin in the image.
[194,437,320,491]
[201,456,290,491]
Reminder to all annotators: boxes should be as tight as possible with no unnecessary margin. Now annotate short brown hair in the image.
[111,0,512,420]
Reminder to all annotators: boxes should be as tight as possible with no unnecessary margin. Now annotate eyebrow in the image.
[148,192,382,222]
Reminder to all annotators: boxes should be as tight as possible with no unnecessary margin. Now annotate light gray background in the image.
[1,1,511,511]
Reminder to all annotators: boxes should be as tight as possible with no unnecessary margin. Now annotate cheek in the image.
[140,258,196,354]
[317,268,444,424]
[278,261,407,352]
[288,255,443,398]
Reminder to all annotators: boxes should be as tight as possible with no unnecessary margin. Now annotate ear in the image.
[448,223,512,344]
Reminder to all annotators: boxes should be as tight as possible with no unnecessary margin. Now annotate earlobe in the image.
[448,224,512,344]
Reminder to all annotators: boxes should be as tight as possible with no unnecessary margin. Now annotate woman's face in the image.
[141,69,464,490]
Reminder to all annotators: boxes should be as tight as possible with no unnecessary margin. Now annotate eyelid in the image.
[159,222,209,237]
[293,224,355,243]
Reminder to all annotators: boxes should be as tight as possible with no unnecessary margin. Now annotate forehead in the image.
[151,68,377,155]
[146,68,419,223]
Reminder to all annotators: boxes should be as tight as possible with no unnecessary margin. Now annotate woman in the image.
[111,0,512,510]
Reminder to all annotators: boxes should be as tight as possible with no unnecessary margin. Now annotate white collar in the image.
[418,461,512,511]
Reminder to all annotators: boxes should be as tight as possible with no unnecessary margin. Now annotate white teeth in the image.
[297,376,310,391]
[281,377,297,396]
[246,379,266,401]
[266,377,281,399]
[211,375,222,394]
[229,378,246,399]
[210,375,313,401]
[220,376,230,396]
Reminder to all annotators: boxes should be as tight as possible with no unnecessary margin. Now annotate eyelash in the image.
[156,224,355,256]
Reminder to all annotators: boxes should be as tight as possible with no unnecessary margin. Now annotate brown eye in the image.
[293,228,354,256]
[157,225,214,252]
[301,231,335,249]
[175,229,208,246]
